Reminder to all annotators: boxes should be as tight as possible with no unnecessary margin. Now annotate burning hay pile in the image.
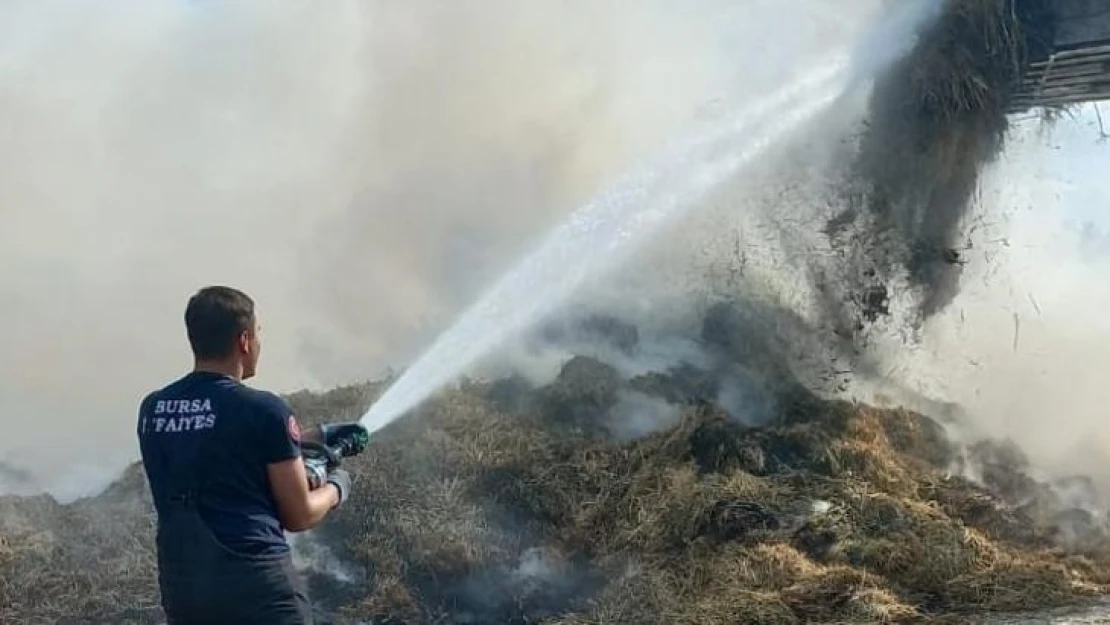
[5,303,1110,624]
[1,1,1104,624]
[307,322,1110,624]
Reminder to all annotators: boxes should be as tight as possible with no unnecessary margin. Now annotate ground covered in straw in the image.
[6,345,1110,625]
[308,367,1110,625]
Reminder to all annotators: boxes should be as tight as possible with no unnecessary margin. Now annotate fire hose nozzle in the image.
[301,423,370,490]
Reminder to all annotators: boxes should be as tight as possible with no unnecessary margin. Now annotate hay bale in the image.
[756,424,841,476]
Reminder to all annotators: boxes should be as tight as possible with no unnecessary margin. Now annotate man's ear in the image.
[237,329,252,354]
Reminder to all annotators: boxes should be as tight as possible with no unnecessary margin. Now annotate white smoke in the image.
[865,106,1110,486]
[6,0,1104,505]
[0,0,891,496]
[289,531,361,585]
[607,391,685,442]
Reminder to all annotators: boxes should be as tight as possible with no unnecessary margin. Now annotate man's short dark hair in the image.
[185,286,255,360]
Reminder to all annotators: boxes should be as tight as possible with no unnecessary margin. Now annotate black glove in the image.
[327,469,352,508]
[319,422,370,456]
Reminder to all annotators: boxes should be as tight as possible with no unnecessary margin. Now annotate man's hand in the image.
[327,469,352,509]
[319,422,370,456]
[268,457,342,532]
[304,458,328,491]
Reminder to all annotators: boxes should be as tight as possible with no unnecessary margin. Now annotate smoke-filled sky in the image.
[0,0,896,497]
[1,0,1108,500]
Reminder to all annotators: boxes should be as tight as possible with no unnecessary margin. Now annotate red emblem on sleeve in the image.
[287,415,302,442]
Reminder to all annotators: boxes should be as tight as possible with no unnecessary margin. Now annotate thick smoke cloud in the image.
[0,0,889,498]
[0,0,374,497]
[870,107,1110,482]
[7,0,1105,507]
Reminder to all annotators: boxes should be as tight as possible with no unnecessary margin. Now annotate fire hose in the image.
[301,423,369,491]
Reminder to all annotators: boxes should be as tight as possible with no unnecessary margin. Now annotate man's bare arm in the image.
[267,457,339,532]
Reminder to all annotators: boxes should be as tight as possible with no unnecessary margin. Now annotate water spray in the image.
[359,0,944,433]
[360,72,847,432]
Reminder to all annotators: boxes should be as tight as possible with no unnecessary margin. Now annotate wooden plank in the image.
[1013,83,1110,98]
[1027,46,1110,69]
[1014,85,1110,101]
[1015,82,1109,97]
[1022,64,1110,84]
[1007,1,1110,111]
[1020,76,1109,92]
[1009,90,1110,109]
[1021,74,1110,89]
[1026,55,1110,72]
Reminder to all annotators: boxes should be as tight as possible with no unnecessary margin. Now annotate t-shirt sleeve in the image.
[136,393,153,438]
[253,391,302,464]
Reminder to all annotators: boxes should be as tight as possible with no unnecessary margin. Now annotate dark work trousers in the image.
[156,494,314,625]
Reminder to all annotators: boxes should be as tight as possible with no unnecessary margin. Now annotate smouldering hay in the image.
[8,364,1110,624]
[8,369,1110,624]
[780,567,917,623]
[849,502,1002,599]
[860,406,956,469]
[687,590,798,625]
[701,542,823,591]
[338,573,423,625]
[919,473,1050,547]
[946,559,1100,612]
[0,495,161,625]
[576,463,784,555]
[537,355,623,432]
[308,372,1110,623]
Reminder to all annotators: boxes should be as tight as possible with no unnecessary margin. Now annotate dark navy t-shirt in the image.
[137,371,301,556]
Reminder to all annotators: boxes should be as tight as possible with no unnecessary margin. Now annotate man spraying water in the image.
[136,286,368,624]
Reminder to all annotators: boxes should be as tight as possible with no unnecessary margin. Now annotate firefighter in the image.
[137,285,365,624]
